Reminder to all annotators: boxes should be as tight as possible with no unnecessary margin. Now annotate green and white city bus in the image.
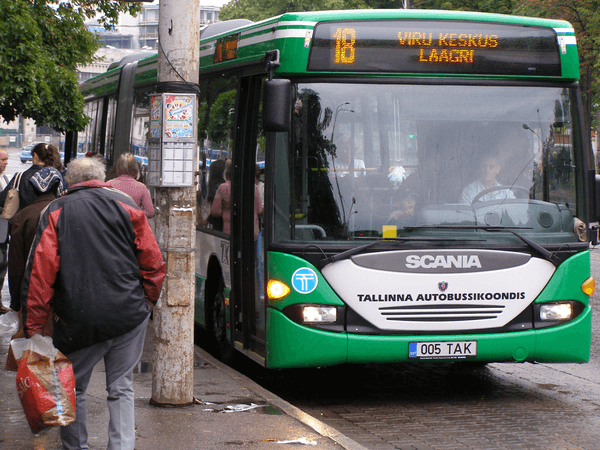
[77,9,597,369]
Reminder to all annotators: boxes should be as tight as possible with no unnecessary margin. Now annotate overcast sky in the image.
[205,0,230,7]
[146,0,231,8]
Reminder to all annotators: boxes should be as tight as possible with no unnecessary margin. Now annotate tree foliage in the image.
[218,0,518,21]
[208,90,236,148]
[408,0,517,14]
[0,0,142,132]
[219,0,368,22]
[513,0,600,135]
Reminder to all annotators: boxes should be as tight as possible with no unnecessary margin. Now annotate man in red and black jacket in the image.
[21,156,165,450]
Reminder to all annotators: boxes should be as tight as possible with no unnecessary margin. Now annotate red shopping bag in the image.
[15,335,76,433]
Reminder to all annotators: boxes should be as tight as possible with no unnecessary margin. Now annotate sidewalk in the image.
[0,286,368,450]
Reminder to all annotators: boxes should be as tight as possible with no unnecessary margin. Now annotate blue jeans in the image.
[60,315,149,450]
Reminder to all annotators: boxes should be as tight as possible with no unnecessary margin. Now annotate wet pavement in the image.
[235,249,600,450]
[0,149,363,450]
[256,360,600,450]
[0,284,363,450]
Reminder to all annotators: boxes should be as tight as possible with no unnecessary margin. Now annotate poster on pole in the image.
[150,95,162,139]
[164,95,194,138]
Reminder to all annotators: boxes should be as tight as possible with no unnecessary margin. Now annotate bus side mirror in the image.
[263,79,291,132]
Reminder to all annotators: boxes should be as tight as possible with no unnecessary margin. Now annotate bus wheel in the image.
[210,278,234,362]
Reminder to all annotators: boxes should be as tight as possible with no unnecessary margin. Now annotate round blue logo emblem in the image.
[291,268,318,294]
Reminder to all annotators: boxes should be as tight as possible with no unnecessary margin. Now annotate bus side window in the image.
[197,74,237,233]
[129,89,150,181]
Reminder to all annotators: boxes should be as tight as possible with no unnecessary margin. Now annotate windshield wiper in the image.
[319,236,485,267]
[403,225,561,266]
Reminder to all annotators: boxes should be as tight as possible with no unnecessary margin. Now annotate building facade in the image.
[78,2,221,82]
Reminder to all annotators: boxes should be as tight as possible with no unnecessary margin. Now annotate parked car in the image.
[20,142,45,163]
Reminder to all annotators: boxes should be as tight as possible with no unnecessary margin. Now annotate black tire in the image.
[208,277,234,363]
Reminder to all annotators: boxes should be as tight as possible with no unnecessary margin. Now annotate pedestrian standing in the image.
[0,147,10,314]
[0,143,58,212]
[8,167,66,337]
[106,153,155,218]
[21,156,165,450]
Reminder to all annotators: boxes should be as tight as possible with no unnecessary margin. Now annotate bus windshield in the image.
[274,83,581,247]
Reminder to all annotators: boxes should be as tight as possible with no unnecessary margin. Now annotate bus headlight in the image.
[539,302,573,321]
[303,306,337,324]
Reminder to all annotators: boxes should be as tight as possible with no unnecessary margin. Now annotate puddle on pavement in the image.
[193,355,207,368]
[196,398,283,415]
[133,359,283,415]
[537,383,561,391]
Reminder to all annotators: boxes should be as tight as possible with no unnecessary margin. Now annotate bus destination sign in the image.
[308,20,561,76]
[214,34,240,63]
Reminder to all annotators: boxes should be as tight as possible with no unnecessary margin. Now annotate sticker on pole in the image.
[292,268,318,294]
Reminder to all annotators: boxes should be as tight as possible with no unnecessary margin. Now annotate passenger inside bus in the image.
[460,153,516,204]
[205,159,226,230]
[388,167,422,222]
[333,135,365,177]
[211,159,232,234]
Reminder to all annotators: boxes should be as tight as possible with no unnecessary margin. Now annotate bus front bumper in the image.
[265,306,591,369]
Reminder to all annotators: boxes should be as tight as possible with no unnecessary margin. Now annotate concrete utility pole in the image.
[151,0,200,407]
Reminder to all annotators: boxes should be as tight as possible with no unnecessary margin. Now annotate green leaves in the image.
[0,0,141,132]
[208,90,236,147]
[219,0,368,22]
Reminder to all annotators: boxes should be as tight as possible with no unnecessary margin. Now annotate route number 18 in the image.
[333,28,356,64]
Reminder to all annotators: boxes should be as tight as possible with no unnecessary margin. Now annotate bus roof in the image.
[200,9,578,80]
[80,52,158,98]
[81,8,579,98]
[201,9,573,43]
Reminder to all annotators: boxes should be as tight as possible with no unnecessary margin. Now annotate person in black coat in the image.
[0,143,58,214]
[8,167,66,337]
[0,143,57,314]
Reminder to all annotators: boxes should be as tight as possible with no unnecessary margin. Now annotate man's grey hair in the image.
[66,157,106,186]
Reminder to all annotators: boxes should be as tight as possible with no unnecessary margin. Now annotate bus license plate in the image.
[409,341,477,360]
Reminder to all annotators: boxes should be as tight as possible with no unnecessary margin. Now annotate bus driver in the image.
[460,154,516,204]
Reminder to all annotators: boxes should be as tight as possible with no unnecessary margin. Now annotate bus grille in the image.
[379,304,505,322]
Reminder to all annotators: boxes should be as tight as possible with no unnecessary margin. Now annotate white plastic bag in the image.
[0,310,18,338]
[16,334,76,433]
[11,334,57,360]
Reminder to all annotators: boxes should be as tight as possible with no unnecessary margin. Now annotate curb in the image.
[194,347,370,450]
